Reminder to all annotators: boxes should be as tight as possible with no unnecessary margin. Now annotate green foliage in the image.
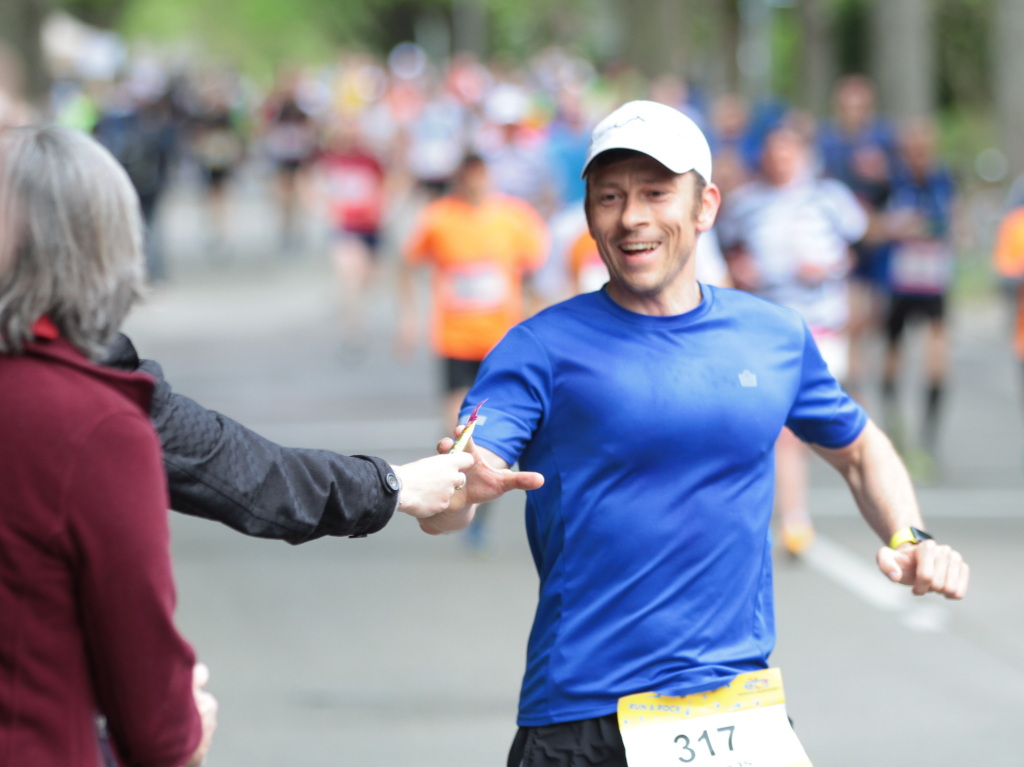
[483,0,588,57]
[770,5,800,102]
[66,0,1009,127]
[485,0,549,57]
[834,0,870,75]
[120,0,380,77]
[936,0,994,108]
[116,0,597,75]
[939,106,998,183]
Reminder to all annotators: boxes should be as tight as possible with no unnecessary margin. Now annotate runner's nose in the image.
[620,194,650,230]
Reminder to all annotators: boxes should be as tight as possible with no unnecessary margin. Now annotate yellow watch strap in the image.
[889,527,927,549]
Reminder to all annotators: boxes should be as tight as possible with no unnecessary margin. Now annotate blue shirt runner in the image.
[463,285,867,727]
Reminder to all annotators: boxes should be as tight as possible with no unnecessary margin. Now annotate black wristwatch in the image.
[385,468,403,508]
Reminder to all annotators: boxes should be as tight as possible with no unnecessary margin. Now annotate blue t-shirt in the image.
[463,286,867,727]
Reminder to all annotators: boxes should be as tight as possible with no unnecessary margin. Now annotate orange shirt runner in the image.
[568,230,610,295]
[993,206,1024,360]
[405,194,548,361]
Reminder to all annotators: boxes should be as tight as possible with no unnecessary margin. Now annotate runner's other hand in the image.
[877,539,969,599]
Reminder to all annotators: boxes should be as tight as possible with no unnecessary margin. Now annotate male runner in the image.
[426,100,969,767]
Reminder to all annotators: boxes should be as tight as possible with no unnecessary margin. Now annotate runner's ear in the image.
[695,183,721,231]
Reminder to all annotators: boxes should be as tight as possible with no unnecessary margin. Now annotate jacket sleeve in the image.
[102,334,399,544]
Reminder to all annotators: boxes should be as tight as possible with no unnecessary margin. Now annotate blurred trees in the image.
[3,0,1024,175]
[0,0,1011,107]
[994,0,1024,178]
[61,0,133,27]
[118,0,599,76]
[796,0,839,115]
[0,0,49,104]
[871,0,935,120]
[0,0,130,103]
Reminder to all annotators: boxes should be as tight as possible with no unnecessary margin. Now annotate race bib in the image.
[617,669,812,767]
[327,166,379,203]
[443,263,511,311]
[889,240,951,295]
[807,326,849,382]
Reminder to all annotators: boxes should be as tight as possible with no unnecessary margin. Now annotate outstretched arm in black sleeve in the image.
[102,334,475,544]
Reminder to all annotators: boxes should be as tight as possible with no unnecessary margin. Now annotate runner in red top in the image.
[316,117,389,351]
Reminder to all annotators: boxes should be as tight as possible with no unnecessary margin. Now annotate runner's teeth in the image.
[621,243,657,253]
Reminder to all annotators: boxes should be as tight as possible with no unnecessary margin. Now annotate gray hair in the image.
[0,124,145,359]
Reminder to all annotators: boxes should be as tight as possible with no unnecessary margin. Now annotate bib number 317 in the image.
[676,725,735,762]
[617,669,812,767]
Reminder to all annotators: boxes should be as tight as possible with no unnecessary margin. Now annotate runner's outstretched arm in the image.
[812,419,969,599]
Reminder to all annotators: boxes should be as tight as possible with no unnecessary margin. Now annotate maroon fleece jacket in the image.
[0,325,201,767]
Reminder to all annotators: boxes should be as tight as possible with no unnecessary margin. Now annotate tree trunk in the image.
[797,0,837,117]
[715,0,743,95]
[994,0,1024,179]
[737,0,772,102]
[0,0,51,109]
[619,0,687,81]
[452,0,487,58]
[869,0,934,121]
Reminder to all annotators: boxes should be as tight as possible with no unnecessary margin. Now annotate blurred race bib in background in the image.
[889,239,952,295]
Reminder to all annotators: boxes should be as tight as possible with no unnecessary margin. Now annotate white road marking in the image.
[803,535,1024,685]
[800,534,951,633]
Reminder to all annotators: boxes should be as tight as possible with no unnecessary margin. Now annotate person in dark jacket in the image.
[0,124,216,767]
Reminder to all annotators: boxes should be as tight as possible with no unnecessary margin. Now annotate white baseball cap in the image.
[581,100,712,181]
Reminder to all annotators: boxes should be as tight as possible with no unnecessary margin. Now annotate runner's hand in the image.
[419,426,544,534]
[439,425,544,506]
[877,539,969,599]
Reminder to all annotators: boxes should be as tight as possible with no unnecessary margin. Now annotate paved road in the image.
[123,174,1024,766]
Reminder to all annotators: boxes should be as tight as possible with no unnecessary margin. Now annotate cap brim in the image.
[581,138,696,179]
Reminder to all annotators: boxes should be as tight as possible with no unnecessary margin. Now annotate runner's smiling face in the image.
[585,152,718,313]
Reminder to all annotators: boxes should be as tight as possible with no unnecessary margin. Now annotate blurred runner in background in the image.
[817,75,899,397]
[315,115,389,353]
[186,77,246,260]
[262,71,319,254]
[992,195,1024,449]
[478,83,558,219]
[877,119,958,477]
[398,153,547,551]
[93,83,178,283]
